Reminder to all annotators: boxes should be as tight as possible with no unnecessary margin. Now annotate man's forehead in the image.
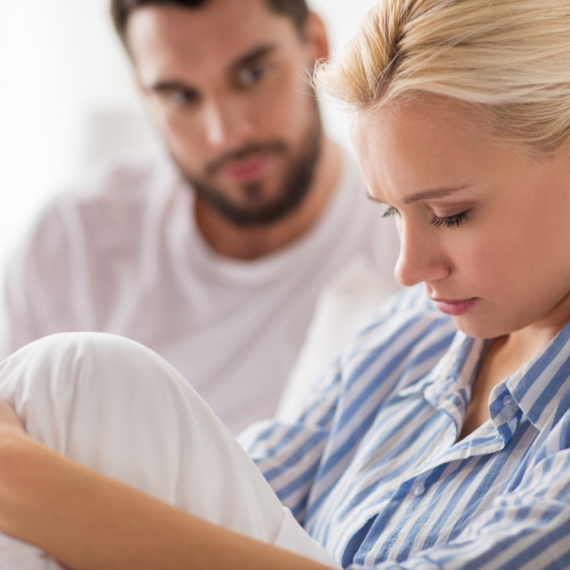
[126,0,300,80]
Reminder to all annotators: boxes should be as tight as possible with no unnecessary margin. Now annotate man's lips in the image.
[219,154,274,184]
[431,297,479,316]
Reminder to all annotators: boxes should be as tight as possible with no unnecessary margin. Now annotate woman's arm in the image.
[0,405,332,570]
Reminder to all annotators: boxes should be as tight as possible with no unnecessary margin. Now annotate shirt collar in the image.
[425,320,570,433]
[423,331,483,406]
[505,320,570,430]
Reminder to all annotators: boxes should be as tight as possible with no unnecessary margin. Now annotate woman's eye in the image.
[431,209,470,229]
[382,207,399,219]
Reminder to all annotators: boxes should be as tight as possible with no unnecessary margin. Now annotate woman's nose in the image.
[394,221,450,287]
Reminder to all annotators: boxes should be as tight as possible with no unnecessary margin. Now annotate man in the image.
[0,0,399,433]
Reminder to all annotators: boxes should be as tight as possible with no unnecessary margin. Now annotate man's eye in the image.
[168,90,199,107]
[237,64,267,87]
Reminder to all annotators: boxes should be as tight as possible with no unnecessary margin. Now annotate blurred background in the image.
[0,0,378,273]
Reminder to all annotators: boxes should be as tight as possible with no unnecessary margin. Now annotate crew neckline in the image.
[177,148,361,285]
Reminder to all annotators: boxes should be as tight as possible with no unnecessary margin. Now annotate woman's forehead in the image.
[347,96,535,204]
[349,97,489,165]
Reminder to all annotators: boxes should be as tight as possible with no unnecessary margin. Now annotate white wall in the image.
[309,0,379,140]
[0,0,377,272]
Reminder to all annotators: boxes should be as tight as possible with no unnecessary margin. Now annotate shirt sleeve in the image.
[238,288,433,528]
[347,409,570,570]
[238,355,344,526]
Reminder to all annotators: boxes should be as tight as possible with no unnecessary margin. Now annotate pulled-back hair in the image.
[316,0,570,154]
[111,0,309,41]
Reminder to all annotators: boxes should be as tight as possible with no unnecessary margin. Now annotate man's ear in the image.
[133,72,155,113]
[134,74,148,102]
[304,11,330,68]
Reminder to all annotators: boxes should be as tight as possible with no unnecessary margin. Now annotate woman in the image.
[1,0,570,567]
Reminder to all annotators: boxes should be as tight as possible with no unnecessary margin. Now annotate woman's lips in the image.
[432,297,479,316]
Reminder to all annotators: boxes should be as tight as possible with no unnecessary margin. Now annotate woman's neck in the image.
[458,323,567,441]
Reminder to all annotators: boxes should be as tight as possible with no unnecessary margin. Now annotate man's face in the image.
[126,0,327,226]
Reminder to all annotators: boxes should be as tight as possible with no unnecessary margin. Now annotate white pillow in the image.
[276,256,398,421]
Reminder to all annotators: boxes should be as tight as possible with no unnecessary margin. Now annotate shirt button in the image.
[412,483,425,496]
[503,396,516,409]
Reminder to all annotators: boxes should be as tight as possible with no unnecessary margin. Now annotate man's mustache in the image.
[205,141,288,176]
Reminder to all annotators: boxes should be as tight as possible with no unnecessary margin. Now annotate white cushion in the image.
[276,257,397,421]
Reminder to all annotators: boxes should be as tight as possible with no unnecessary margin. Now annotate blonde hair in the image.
[316,0,570,154]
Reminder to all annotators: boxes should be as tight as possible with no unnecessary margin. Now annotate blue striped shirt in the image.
[239,286,570,569]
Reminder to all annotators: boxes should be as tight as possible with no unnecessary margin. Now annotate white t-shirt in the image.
[0,152,400,433]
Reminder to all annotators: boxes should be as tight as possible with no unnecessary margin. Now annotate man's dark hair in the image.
[111,0,309,43]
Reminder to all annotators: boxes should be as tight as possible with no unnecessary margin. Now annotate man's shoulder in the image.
[15,154,183,261]
[57,154,178,209]
[28,154,181,238]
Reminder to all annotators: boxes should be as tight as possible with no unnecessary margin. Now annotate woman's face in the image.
[350,96,570,339]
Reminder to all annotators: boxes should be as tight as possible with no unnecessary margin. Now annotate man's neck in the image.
[194,139,341,260]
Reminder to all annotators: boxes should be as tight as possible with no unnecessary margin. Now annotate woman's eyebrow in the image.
[366,185,473,205]
[402,185,473,205]
[366,192,385,205]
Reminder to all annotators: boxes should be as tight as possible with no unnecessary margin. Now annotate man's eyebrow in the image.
[228,44,278,74]
[148,44,278,94]
[150,79,196,94]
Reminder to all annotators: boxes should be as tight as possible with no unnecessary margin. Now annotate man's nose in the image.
[394,220,450,287]
[202,100,254,149]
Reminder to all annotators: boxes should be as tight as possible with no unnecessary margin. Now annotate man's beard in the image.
[178,111,323,228]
